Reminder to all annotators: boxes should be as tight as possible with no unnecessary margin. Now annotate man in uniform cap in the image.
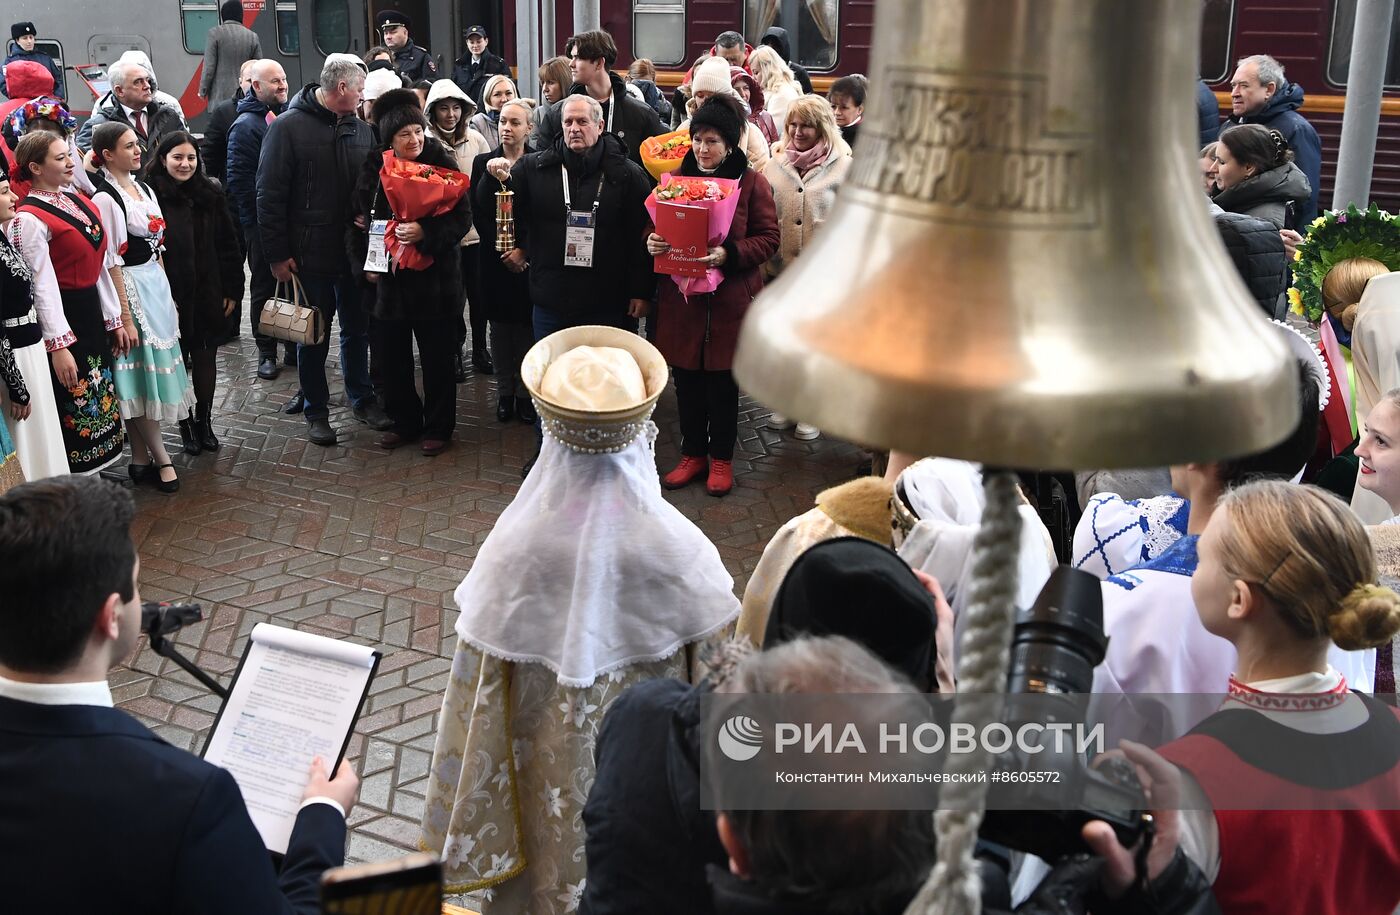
[450,24,510,111]
[2,22,64,101]
[375,10,436,83]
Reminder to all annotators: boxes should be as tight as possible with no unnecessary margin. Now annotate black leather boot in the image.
[178,415,202,455]
[196,403,220,452]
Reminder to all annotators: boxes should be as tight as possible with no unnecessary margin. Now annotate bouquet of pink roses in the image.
[643,173,742,297]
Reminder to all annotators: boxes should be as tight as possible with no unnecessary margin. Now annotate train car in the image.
[2,0,1396,208]
[1200,0,1398,209]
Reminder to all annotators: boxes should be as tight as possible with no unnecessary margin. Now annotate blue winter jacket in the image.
[0,49,64,101]
[226,93,280,227]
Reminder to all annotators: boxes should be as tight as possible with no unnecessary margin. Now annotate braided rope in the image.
[905,469,1023,915]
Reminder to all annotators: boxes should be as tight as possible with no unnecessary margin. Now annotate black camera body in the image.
[978,566,1152,860]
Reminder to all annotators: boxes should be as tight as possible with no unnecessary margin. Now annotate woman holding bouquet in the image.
[647,96,779,496]
[358,89,471,457]
[89,122,194,492]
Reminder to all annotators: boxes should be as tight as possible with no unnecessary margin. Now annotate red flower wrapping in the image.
[378,151,471,271]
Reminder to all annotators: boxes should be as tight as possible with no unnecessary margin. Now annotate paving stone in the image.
[115,332,857,867]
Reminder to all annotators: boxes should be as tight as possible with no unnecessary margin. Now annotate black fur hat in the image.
[689,94,745,151]
[372,88,425,149]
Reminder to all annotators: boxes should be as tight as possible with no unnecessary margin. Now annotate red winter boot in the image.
[663,456,708,489]
[706,459,734,496]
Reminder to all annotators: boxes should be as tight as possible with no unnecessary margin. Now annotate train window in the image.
[179,1,220,54]
[745,0,838,71]
[633,1,685,66]
[276,1,301,55]
[1199,0,1236,83]
[314,0,351,54]
[1328,0,1400,87]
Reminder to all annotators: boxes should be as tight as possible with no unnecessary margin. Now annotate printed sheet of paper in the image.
[203,624,379,853]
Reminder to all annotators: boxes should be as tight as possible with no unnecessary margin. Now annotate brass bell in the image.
[734,0,1298,469]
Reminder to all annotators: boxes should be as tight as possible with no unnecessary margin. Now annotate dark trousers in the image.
[531,305,638,342]
[456,245,485,351]
[297,272,373,421]
[244,225,278,358]
[673,367,739,461]
[380,316,458,440]
[490,320,534,401]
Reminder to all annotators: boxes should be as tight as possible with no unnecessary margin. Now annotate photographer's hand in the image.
[1082,740,1183,897]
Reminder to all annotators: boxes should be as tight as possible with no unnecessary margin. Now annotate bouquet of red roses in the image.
[643,174,741,297]
[378,151,470,271]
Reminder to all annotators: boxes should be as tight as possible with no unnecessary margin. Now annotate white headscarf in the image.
[453,332,740,687]
[894,459,1055,644]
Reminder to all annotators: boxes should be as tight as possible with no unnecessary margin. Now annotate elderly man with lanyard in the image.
[502,93,653,341]
[375,10,436,83]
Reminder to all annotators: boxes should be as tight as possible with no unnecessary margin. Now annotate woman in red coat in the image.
[648,96,779,496]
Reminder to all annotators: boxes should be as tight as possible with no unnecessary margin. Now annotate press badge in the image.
[364,219,390,273]
[564,210,596,268]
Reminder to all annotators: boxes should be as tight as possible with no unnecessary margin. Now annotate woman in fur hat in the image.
[646,96,779,496]
[353,89,471,456]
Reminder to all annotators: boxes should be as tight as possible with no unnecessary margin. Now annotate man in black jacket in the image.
[256,57,390,445]
[760,27,813,95]
[507,94,654,339]
[0,476,360,915]
[530,29,664,169]
[450,25,510,111]
[377,10,436,84]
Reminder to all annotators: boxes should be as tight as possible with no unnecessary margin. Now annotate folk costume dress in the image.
[8,189,124,473]
[0,225,66,481]
[0,332,23,492]
[91,173,193,423]
[1163,669,1400,914]
[421,328,740,913]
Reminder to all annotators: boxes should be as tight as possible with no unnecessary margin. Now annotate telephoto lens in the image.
[1007,565,1108,695]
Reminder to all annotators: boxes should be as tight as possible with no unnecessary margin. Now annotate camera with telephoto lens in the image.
[979,566,1152,862]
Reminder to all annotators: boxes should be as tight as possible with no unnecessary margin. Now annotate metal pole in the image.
[515,0,541,100]
[1332,0,1397,209]
[574,0,601,34]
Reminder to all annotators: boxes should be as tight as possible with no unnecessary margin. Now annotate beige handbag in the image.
[257,276,326,346]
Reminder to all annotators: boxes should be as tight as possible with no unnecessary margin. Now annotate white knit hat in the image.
[362,68,403,102]
[690,56,735,98]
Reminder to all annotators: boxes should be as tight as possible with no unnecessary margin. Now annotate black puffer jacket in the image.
[1214,210,1288,319]
[255,84,375,276]
[349,137,472,321]
[530,72,665,168]
[509,132,655,317]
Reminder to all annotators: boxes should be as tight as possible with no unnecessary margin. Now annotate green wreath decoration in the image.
[1289,203,1400,322]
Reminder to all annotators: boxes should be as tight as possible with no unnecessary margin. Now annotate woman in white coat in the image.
[760,95,852,438]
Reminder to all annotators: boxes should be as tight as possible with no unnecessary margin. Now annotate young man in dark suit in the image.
[0,476,359,915]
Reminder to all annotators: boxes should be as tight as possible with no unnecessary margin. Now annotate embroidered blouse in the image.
[7,190,124,351]
[90,169,164,267]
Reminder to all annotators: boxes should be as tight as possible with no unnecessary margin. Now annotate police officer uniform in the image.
[376,10,436,83]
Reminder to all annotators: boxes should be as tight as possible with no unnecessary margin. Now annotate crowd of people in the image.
[0,18,870,496]
[1,15,1399,915]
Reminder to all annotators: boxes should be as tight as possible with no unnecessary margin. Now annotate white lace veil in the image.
[454,328,741,687]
